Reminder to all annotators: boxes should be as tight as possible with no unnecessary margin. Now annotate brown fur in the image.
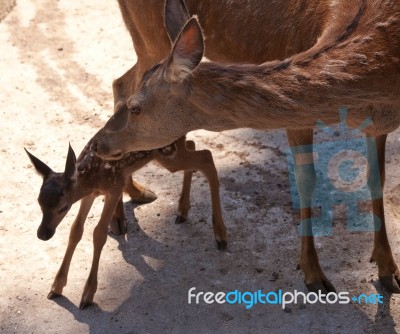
[93,0,400,294]
[27,133,226,309]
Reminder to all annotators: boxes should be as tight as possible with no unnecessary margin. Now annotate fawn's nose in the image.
[37,225,55,241]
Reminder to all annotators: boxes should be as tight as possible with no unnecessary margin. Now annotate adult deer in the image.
[26,128,226,309]
[92,0,400,293]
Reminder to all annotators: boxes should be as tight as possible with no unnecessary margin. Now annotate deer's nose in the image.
[90,139,123,160]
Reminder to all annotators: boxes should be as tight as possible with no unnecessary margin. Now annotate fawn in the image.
[26,117,226,309]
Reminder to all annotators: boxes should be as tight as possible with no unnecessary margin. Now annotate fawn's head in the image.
[92,1,205,159]
[26,145,77,240]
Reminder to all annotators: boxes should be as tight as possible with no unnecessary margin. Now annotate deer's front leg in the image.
[79,192,121,309]
[113,66,158,206]
[367,134,400,292]
[287,129,335,293]
[48,195,95,299]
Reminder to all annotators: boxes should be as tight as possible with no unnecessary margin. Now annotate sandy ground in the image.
[1,1,400,333]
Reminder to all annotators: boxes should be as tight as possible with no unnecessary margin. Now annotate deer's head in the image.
[25,145,77,240]
[92,1,205,159]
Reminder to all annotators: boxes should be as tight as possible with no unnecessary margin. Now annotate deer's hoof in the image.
[379,275,400,293]
[216,240,228,251]
[109,217,127,235]
[79,299,93,310]
[175,215,187,224]
[306,278,336,294]
[47,291,62,300]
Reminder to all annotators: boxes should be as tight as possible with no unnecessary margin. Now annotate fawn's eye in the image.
[129,106,141,115]
[58,205,69,215]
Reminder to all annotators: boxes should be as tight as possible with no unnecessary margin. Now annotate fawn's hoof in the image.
[379,275,400,293]
[216,240,228,251]
[175,215,187,224]
[79,300,93,310]
[131,189,157,204]
[47,291,62,300]
[306,277,336,294]
[109,217,127,235]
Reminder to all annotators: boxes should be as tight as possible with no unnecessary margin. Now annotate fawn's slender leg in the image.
[367,134,400,292]
[175,140,195,224]
[79,191,122,309]
[109,196,128,235]
[287,128,335,293]
[157,138,227,250]
[48,195,95,299]
[124,178,157,204]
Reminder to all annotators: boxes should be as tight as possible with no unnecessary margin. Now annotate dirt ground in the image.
[1,1,400,333]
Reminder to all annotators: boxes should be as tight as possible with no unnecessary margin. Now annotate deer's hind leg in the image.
[109,196,128,235]
[175,139,195,224]
[287,128,336,293]
[367,134,400,292]
[110,178,158,235]
[48,195,95,299]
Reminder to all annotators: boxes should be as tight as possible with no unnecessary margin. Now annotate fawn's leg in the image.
[48,195,95,299]
[157,138,227,250]
[79,192,121,309]
[287,128,335,293]
[109,196,128,235]
[175,140,195,224]
[124,178,157,204]
[367,134,400,292]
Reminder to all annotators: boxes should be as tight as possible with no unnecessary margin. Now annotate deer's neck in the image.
[188,0,400,134]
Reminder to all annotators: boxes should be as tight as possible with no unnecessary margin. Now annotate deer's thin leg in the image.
[157,138,227,250]
[48,195,95,299]
[175,140,195,224]
[287,128,335,293]
[367,134,400,292]
[79,192,121,309]
[109,196,127,235]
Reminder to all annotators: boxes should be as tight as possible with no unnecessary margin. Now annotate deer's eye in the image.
[58,205,69,215]
[130,106,141,115]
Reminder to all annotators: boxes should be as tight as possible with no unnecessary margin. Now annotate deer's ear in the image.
[64,144,77,181]
[25,148,53,178]
[165,17,204,83]
[164,0,190,43]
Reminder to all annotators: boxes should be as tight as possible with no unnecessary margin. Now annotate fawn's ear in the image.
[25,148,53,178]
[64,144,77,181]
[164,0,190,43]
[165,17,204,83]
